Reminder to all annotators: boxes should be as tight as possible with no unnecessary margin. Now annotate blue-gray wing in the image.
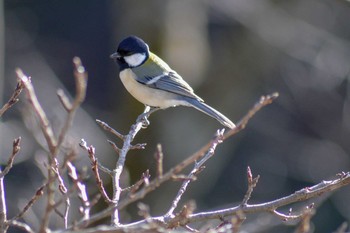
[137,71,203,101]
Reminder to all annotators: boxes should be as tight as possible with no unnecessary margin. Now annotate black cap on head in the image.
[117,36,149,56]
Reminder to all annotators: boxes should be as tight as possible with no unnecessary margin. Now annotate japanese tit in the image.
[110,36,235,129]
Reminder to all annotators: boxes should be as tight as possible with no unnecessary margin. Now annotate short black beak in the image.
[110,52,120,59]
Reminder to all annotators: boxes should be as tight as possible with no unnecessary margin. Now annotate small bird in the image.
[110,36,235,129]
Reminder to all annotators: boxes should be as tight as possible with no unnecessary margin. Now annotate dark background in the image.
[1,0,350,232]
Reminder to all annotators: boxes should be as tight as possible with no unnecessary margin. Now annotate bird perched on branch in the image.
[110,35,235,129]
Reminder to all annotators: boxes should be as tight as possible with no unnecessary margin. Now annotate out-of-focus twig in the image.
[67,161,91,220]
[56,57,87,149]
[16,57,87,232]
[0,137,22,232]
[154,144,163,178]
[0,137,21,178]
[292,204,315,233]
[0,78,25,117]
[7,220,35,233]
[12,184,45,222]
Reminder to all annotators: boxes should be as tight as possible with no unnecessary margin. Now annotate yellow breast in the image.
[119,69,187,108]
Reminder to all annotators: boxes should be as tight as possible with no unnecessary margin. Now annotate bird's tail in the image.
[184,97,235,129]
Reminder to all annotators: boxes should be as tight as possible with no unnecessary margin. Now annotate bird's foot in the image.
[137,106,160,128]
[137,113,150,128]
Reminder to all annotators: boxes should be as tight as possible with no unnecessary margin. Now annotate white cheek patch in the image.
[124,53,146,67]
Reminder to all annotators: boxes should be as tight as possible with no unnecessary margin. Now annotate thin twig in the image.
[231,211,246,233]
[96,119,124,140]
[293,205,315,233]
[107,140,121,155]
[57,89,72,112]
[0,77,25,117]
[241,166,260,206]
[16,69,57,153]
[122,170,150,194]
[56,57,87,152]
[165,129,225,218]
[223,92,279,140]
[12,184,46,221]
[0,137,21,178]
[154,144,163,178]
[51,163,70,228]
[80,140,112,203]
[67,161,91,220]
[0,137,21,232]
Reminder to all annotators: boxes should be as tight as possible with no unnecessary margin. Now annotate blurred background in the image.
[1,0,350,232]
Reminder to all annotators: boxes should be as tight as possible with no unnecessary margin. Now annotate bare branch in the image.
[110,106,149,226]
[67,161,91,220]
[231,211,246,233]
[335,222,348,233]
[16,69,57,153]
[123,170,150,194]
[293,205,315,233]
[107,140,121,155]
[0,137,21,178]
[224,92,279,140]
[154,144,163,178]
[0,77,24,117]
[187,172,350,225]
[56,57,88,151]
[0,137,22,232]
[96,119,124,140]
[165,129,224,218]
[8,220,35,233]
[12,184,46,221]
[80,140,112,203]
[73,93,279,228]
[167,201,196,229]
[57,89,72,112]
[241,166,260,206]
[129,143,147,150]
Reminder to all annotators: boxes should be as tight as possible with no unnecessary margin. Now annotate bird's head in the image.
[110,36,150,69]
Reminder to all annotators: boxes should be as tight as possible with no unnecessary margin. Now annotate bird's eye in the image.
[118,50,133,56]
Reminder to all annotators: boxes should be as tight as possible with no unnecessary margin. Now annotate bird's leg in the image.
[137,106,160,128]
